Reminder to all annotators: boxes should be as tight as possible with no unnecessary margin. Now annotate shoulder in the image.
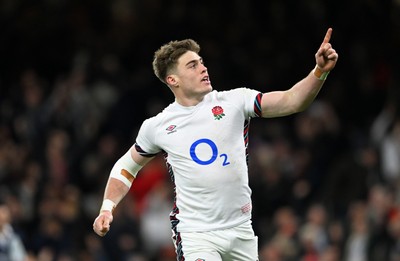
[214,87,259,97]
[211,88,261,103]
[141,101,185,131]
[139,103,172,130]
[212,88,262,117]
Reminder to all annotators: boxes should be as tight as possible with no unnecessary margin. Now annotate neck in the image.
[175,95,204,107]
[174,89,212,107]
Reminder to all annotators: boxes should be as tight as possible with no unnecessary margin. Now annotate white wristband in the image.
[100,199,116,213]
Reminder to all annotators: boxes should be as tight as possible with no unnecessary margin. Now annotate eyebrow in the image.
[185,57,203,67]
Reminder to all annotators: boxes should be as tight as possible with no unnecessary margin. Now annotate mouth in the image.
[201,76,210,84]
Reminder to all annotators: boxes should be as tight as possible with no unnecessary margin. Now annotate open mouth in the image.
[201,76,210,83]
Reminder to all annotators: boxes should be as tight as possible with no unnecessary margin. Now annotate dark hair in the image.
[152,39,200,84]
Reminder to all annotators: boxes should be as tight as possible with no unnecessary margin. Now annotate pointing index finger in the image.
[321,28,333,47]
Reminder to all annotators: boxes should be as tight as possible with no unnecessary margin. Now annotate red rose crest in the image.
[212,106,225,120]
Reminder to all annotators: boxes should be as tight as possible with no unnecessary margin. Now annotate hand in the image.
[315,28,338,72]
[93,211,113,237]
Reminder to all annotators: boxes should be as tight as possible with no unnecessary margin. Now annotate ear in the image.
[166,75,179,87]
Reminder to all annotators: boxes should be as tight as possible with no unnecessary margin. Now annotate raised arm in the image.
[261,28,339,118]
[93,146,154,237]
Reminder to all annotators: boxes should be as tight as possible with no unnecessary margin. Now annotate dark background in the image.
[1,0,400,260]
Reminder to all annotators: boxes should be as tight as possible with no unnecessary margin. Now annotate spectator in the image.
[0,198,27,261]
[298,203,329,258]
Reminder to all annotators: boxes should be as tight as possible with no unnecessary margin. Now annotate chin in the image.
[198,83,212,94]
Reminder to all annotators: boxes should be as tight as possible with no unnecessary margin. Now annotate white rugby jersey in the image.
[135,88,263,233]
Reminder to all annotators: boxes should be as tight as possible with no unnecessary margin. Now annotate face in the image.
[167,51,212,102]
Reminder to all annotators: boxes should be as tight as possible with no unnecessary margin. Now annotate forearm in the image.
[99,148,144,212]
[289,66,327,112]
[261,66,328,118]
[93,147,154,236]
[262,28,338,118]
[102,178,131,208]
[93,176,130,236]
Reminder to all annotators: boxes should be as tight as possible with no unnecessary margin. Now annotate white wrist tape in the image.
[100,199,116,213]
[109,150,143,187]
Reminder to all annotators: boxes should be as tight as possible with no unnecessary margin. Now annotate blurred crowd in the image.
[1,0,400,260]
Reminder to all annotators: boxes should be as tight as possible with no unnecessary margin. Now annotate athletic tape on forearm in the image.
[109,150,143,187]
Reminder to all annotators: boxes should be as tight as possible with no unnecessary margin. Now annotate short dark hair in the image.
[152,39,200,84]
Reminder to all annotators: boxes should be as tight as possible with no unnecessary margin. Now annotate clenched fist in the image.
[93,211,113,237]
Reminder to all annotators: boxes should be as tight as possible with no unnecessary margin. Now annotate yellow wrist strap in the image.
[313,65,330,80]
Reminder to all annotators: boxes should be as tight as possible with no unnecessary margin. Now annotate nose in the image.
[200,64,207,73]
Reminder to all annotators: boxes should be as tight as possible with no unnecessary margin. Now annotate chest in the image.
[157,102,247,158]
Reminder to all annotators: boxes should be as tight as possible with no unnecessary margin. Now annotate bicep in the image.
[261,90,296,118]
[130,145,155,167]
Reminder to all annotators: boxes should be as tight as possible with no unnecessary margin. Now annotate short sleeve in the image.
[220,88,263,118]
[135,118,162,156]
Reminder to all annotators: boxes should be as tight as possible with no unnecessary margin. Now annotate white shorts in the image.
[173,220,259,261]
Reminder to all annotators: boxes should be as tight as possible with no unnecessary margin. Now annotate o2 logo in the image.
[189,138,230,166]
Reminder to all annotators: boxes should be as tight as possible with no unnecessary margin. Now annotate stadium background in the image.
[1,0,400,260]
